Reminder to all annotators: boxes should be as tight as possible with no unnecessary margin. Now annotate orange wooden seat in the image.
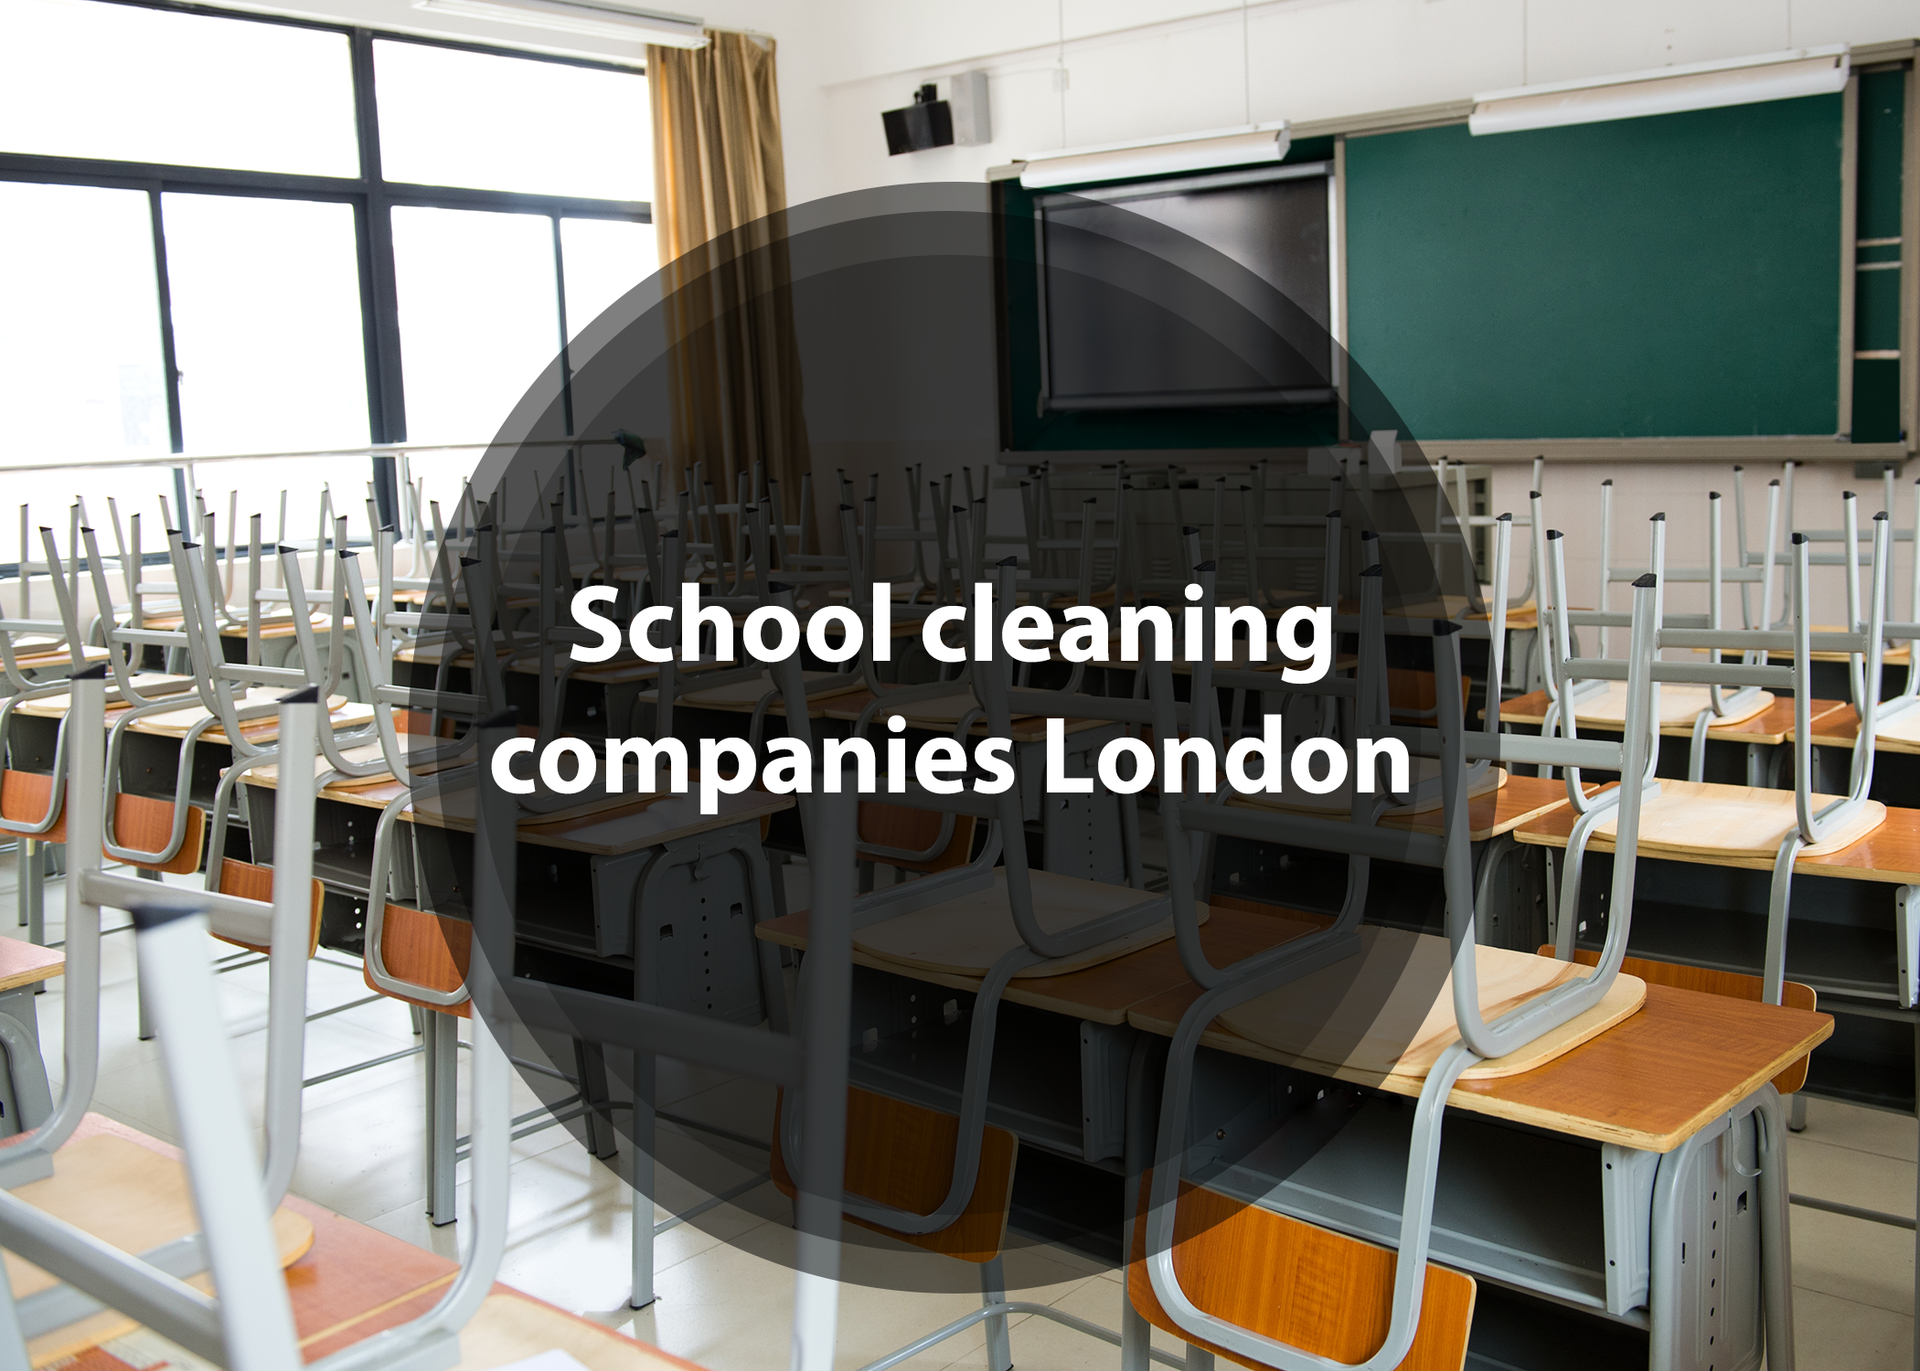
[1,772,204,876]
[365,903,472,1017]
[1128,1175,1476,1371]
[211,858,325,957]
[769,1084,1017,1263]
[1542,946,1818,1094]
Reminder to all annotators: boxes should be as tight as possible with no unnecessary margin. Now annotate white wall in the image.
[783,0,1920,204]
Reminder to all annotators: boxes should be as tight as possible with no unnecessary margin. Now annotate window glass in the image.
[392,205,560,445]
[163,194,370,455]
[0,0,358,176]
[0,181,169,471]
[376,40,650,201]
[561,216,656,341]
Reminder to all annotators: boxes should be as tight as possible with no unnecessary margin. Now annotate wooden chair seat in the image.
[1865,703,1920,749]
[366,903,471,1018]
[1240,764,1506,818]
[1127,1174,1475,1371]
[11,1132,313,1367]
[770,1085,1017,1263]
[1591,779,1886,859]
[0,773,204,876]
[1214,926,1646,1084]
[1568,680,1774,729]
[245,732,446,790]
[448,1289,708,1371]
[211,858,326,957]
[125,689,372,744]
[8,673,194,717]
[1543,947,1818,1093]
[853,870,1201,980]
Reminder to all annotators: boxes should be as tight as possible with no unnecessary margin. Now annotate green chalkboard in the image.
[1343,97,1845,441]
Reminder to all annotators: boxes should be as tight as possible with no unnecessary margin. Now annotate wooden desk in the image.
[1493,689,1849,746]
[1127,976,1830,1152]
[48,1115,700,1371]
[755,902,1326,1026]
[1228,773,1587,845]
[0,939,62,995]
[1512,786,1920,886]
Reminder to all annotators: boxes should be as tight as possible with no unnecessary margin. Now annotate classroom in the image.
[0,2,1916,1370]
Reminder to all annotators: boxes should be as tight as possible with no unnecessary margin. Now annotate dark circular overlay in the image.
[404,181,1490,1293]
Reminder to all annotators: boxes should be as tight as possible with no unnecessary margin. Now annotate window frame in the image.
[0,0,652,482]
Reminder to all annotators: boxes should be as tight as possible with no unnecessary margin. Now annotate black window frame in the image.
[0,0,652,491]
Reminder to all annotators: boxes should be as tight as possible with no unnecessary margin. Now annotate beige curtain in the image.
[647,32,808,523]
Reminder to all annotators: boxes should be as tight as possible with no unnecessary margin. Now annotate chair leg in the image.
[574,1038,618,1159]
[1756,1090,1796,1371]
[135,866,160,1040]
[980,1256,1012,1371]
[425,1011,458,1225]
[24,842,42,953]
[1183,1346,1214,1371]
[630,1050,657,1309]
[1789,1091,1808,1132]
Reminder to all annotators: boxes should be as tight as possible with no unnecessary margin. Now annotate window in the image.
[375,39,650,202]
[163,194,370,453]
[392,206,560,445]
[1,0,358,176]
[562,216,659,342]
[0,180,167,465]
[0,0,658,477]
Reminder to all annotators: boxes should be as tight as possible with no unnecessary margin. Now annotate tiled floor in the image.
[10,859,1916,1370]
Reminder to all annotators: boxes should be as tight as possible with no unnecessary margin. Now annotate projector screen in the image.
[1034,161,1336,412]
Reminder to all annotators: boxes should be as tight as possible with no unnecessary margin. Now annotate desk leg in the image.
[14,840,42,948]
[1120,1037,1163,1371]
[425,1011,457,1225]
[1747,742,1765,789]
[630,1050,657,1309]
[573,1039,618,1160]
[1757,1088,1796,1371]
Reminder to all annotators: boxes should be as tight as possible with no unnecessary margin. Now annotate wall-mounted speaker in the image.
[882,73,990,155]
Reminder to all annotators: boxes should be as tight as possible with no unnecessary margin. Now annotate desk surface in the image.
[756,901,1328,1026]
[1513,784,1920,884]
[404,788,792,855]
[1229,772,1586,844]
[1493,690,1849,745]
[0,937,62,993]
[1128,975,1830,1152]
[55,1114,701,1371]
[1805,703,1920,756]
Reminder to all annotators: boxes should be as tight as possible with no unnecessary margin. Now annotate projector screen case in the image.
[1019,126,1290,189]
[1470,46,1849,135]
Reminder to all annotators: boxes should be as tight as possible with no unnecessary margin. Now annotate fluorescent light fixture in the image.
[413,0,707,47]
[1470,45,1848,135]
[1019,124,1290,190]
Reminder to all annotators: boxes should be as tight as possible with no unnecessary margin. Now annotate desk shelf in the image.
[847,965,1108,1166]
[1197,1087,1619,1319]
